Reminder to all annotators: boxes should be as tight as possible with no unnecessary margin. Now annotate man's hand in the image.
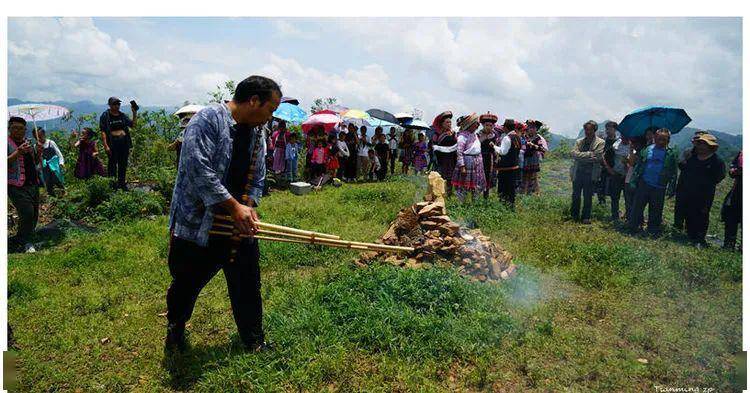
[230,201,260,236]
[460,165,467,175]
[104,145,111,155]
[18,141,33,154]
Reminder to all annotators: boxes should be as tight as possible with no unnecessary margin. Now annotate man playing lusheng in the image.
[165,75,281,352]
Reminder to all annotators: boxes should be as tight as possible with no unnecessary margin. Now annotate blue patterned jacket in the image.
[168,103,266,247]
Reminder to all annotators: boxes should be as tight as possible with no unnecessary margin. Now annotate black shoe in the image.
[244,339,274,353]
[165,323,187,352]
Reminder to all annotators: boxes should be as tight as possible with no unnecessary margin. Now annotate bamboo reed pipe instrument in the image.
[210,214,413,253]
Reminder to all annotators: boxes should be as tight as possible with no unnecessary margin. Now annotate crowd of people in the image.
[264,111,549,208]
[7,97,135,252]
[570,120,742,249]
[6,95,742,254]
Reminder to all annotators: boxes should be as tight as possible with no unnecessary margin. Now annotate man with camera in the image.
[7,116,41,253]
[99,97,138,190]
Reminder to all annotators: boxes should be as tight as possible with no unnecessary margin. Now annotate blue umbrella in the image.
[617,106,691,138]
[273,102,308,124]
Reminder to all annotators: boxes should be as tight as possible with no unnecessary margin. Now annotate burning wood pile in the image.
[358,173,517,282]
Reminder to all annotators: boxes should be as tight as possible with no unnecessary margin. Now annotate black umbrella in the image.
[366,108,398,124]
[281,96,300,105]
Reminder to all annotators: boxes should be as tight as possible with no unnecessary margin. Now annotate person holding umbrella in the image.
[100,97,138,190]
[627,128,679,237]
[7,116,41,253]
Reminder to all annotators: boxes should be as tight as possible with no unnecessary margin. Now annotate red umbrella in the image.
[301,112,341,134]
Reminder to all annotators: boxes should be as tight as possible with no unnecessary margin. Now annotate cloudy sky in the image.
[7,17,742,136]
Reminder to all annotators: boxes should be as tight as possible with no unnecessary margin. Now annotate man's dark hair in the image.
[233,75,282,104]
[36,127,45,135]
[8,116,26,127]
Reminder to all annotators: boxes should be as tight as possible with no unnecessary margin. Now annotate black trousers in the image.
[389,150,397,175]
[629,180,666,235]
[571,176,594,220]
[597,171,609,203]
[166,235,264,346]
[609,173,629,220]
[724,218,741,249]
[684,193,714,244]
[108,135,130,190]
[8,184,39,246]
[377,153,388,180]
[673,187,687,230]
[497,169,517,206]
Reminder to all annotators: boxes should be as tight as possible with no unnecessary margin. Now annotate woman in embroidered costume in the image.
[431,111,457,195]
[451,113,485,203]
[521,119,548,195]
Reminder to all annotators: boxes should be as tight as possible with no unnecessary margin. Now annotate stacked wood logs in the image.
[359,200,517,282]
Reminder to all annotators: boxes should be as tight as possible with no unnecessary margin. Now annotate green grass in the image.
[7,158,743,391]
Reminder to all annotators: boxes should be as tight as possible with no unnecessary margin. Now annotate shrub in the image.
[93,190,166,222]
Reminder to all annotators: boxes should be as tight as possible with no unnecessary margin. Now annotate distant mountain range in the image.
[8,98,173,133]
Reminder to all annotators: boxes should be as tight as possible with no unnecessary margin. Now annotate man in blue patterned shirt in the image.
[165,75,281,352]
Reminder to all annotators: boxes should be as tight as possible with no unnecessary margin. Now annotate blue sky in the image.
[8,17,742,136]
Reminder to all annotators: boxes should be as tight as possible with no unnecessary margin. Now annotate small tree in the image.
[207,80,236,104]
[64,110,98,132]
[310,97,338,113]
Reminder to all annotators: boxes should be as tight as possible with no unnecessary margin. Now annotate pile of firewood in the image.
[358,200,517,282]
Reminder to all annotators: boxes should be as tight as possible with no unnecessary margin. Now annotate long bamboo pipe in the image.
[213,214,340,240]
[208,229,413,253]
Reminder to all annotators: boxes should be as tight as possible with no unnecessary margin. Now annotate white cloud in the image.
[259,54,407,112]
[8,17,742,136]
[272,20,318,40]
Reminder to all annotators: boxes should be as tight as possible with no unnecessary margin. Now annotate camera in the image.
[130,100,140,111]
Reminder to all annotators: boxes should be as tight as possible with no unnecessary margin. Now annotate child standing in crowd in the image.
[344,124,359,182]
[74,128,106,180]
[285,133,301,182]
[412,132,428,174]
[35,128,65,197]
[388,127,399,175]
[310,140,328,179]
[335,132,350,179]
[374,133,390,180]
[326,134,340,178]
[367,149,381,181]
[357,126,371,180]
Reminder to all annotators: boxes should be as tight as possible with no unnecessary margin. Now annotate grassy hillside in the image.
[7,158,743,392]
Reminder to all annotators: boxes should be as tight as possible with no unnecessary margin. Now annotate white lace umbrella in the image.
[9,103,70,139]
